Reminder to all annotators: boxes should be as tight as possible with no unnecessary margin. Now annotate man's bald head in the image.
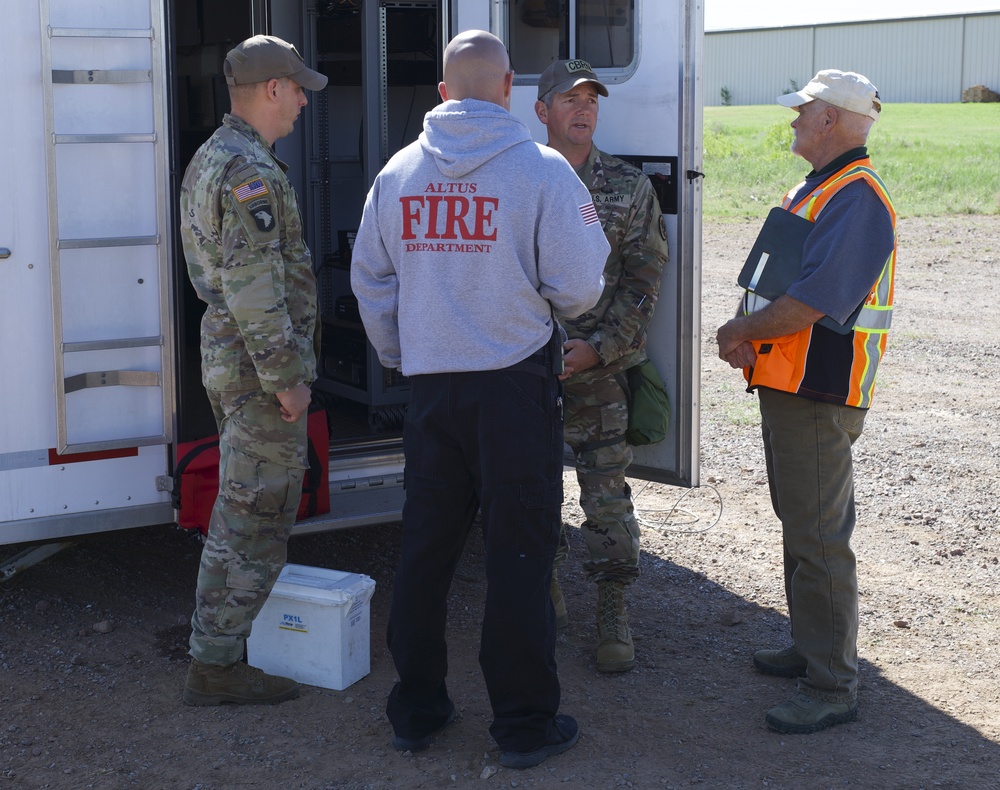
[439,30,512,107]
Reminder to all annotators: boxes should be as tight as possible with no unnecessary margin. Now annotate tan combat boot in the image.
[753,645,807,678]
[596,580,634,672]
[183,659,300,706]
[550,568,568,629]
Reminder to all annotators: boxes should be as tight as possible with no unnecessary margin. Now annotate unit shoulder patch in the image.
[247,198,276,232]
[225,169,280,247]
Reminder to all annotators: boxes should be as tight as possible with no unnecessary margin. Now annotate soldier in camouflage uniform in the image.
[178,35,327,705]
[535,60,670,672]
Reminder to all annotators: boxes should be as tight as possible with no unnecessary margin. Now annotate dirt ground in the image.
[2,215,998,790]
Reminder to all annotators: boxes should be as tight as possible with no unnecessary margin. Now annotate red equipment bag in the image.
[171,407,330,535]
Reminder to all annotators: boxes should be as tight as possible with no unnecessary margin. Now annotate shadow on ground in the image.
[1,521,996,788]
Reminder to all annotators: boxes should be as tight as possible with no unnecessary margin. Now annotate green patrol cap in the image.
[224,35,328,91]
[537,59,608,100]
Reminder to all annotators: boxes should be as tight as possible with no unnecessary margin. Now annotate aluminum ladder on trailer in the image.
[38,0,174,455]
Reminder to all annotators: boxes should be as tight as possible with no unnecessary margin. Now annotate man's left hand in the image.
[276,383,312,423]
[559,338,601,380]
[723,340,757,369]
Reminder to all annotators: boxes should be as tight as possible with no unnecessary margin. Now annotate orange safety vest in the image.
[743,158,896,409]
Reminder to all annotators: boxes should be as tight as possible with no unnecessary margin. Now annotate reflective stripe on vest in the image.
[744,158,897,409]
[786,163,897,335]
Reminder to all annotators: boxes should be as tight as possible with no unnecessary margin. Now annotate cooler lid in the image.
[270,563,376,605]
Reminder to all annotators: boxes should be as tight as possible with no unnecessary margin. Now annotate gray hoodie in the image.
[351,98,608,375]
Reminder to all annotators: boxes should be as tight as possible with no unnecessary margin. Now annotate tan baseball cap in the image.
[224,35,328,91]
[537,59,608,100]
[777,69,881,121]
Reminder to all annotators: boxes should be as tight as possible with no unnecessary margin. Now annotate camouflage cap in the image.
[537,59,608,100]
[224,35,328,91]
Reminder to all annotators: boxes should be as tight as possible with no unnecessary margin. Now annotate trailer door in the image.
[0,0,175,544]
[462,0,704,488]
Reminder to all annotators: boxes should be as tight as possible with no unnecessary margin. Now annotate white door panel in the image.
[0,0,175,543]
[0,3,58,454]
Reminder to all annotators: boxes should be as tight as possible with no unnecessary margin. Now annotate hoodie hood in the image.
[420,99,532,179]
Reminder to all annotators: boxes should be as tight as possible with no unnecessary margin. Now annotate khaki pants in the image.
[759,387,867,703]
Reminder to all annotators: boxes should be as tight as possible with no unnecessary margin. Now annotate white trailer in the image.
[0,0,703,569]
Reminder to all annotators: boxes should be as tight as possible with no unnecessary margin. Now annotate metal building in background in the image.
[705,11,1000,106]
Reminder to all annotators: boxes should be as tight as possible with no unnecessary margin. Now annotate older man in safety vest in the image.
[716,69,896,734]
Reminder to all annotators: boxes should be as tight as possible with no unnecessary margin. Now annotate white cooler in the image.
[247,563,376,691]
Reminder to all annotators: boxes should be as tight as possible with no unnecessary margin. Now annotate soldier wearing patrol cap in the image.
[179,35,328,706]
[535,59,670,673]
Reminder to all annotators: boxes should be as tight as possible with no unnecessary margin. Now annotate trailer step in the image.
[1,541,77,587]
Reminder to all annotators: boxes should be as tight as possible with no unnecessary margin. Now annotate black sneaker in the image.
[499,714,579,769]
[392,707,456,753]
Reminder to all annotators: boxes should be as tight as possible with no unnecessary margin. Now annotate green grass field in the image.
[703,103,1000,219]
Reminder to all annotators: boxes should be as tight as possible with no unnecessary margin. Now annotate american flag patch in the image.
[579,201,599,226]
[234,179,269,202]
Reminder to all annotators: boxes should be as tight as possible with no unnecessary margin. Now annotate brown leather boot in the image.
[183,659,300,706]
[596,580,634,672]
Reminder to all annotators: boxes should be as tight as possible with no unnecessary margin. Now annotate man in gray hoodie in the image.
[351,30,609,770]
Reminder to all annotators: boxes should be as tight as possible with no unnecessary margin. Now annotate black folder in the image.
[737,207,863,335]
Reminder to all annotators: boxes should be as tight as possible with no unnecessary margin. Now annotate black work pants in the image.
[386,353,565,751]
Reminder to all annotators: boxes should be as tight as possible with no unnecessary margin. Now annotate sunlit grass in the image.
[703,103,1000,219]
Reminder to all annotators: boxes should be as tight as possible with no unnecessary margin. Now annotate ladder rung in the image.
[55,133,156,144]
[49,26,152,39]
[64,370,160,394]
[63,337,163,354]
[58,235,159,250]
[53,69,151,85]
[59,435,167,455]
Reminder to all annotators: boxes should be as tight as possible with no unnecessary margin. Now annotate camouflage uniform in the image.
[180,113,319,666]
[558,146,669,583]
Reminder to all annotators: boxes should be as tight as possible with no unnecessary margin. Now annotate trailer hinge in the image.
[156,475,173,492]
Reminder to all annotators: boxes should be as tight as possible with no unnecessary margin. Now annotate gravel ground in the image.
[1,215,998,789]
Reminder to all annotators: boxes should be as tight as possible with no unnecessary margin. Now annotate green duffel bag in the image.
[623,358,670,446]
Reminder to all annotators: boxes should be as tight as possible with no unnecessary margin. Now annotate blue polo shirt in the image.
[785,148,895,325]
